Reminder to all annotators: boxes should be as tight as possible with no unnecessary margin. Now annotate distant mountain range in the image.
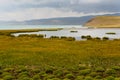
[0,13,120,25]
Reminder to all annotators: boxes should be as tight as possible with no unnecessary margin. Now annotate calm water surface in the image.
[10,25,120,40]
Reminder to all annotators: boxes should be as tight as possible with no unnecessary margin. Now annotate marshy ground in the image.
[0,29,120,80]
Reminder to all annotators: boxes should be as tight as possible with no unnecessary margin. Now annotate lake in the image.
[7,25,120,40]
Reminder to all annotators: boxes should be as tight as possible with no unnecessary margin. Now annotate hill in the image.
[23,13,120,25]
[23,16,94,25]
[84,16,120,28]
[0,13,120,25]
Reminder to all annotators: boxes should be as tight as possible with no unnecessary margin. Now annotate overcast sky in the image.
[0,0,119,21]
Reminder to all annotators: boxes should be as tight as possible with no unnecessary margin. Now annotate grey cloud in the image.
[0,0,119,21]
[14,0,120,13]
[1,0,120,13]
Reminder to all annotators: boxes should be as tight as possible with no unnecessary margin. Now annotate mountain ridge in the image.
[0,13,120,25]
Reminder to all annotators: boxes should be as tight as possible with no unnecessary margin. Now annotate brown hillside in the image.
[84,16,120,28]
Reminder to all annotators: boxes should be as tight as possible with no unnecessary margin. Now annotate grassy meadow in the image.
[0,30,120,80]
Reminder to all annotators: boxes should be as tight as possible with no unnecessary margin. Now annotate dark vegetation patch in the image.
[0,30,120,79]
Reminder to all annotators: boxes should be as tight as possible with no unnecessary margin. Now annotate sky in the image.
[0,0,119,21]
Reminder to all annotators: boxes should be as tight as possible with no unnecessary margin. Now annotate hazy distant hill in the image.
[84,16,120,28]
[0,13,120,25]
[0,16,95,25]
[24,16,94,25]
[24,13,120,25]
[0,21,22,25]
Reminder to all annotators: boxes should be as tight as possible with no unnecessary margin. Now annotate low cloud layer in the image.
[0,0,119,21]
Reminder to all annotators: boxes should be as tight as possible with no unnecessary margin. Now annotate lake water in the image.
[8,25,120,40]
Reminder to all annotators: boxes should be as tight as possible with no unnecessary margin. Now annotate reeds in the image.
[0,30,120,79]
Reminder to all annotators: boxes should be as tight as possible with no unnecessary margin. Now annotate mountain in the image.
[24,13,120,25]
[0,13,120,25]
[24,16,94,25]
[84,16,120,28]
[0,21,24,25]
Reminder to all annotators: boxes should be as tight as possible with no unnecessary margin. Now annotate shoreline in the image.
[0,28,63,36]
[87,27,120,29]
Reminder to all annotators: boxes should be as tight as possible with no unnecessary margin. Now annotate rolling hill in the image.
[84,16,120,28]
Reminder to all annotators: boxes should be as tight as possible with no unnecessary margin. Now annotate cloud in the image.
[70,0,101,4]
[0,7,119,21]
[80,0,101,4]
[0,0,119,21]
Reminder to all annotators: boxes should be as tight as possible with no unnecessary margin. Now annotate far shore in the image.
[86,26,120,29]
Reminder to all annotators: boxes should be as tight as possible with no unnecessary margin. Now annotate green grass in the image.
[106,32,116,35]
[0,28,62,36]
[70,31,78,33]
[0,30,120,79]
